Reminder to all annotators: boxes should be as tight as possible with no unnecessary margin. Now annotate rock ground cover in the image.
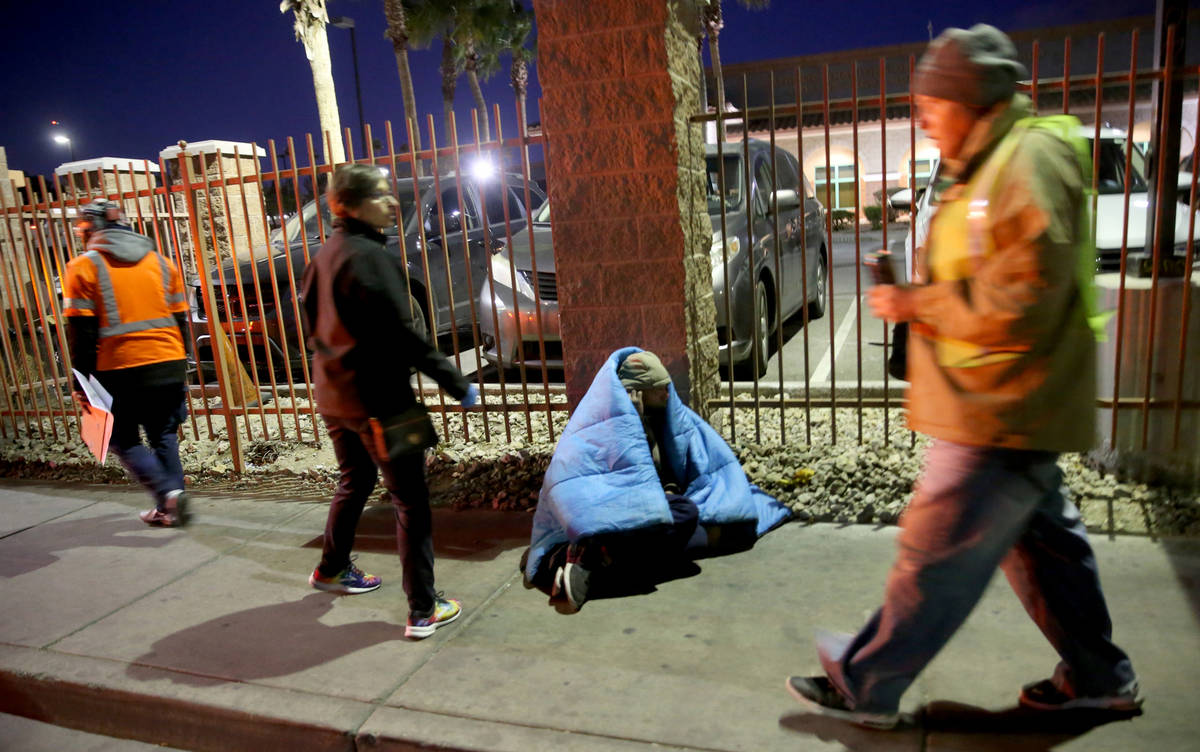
[1,395,1196,537]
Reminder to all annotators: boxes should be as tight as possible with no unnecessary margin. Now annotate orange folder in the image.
[78,402,114,463]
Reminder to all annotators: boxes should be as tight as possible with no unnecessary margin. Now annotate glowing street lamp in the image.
[51,121,75,161]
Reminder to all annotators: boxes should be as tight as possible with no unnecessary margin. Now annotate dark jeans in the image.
[822,441,1136,713]
[319,415,436,617]
[107,382,187,509]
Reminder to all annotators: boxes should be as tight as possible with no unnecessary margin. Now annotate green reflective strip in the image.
[85,251,121,327]
[64,298,94,310]
[100,316,177,338]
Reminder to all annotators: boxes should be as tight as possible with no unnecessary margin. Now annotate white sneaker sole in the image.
[405,607,461,639]
[308,573,381,594]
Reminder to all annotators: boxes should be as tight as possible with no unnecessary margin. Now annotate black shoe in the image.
[164,490,190,526]
[1018,678,1144,713]
[785,676,899,730]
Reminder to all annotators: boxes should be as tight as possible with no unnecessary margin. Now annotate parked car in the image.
[190,170,546,376]
[889,126,1198,278]
[478,140,828,376]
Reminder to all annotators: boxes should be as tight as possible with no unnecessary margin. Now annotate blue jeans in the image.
[108,382,187,509]
[822,440,1136,713]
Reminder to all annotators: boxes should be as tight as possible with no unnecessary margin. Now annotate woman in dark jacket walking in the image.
[300,164,478,639]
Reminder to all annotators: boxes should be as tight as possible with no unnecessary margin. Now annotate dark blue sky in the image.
[0,0,1158,181]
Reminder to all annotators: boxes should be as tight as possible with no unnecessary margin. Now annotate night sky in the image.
[0,0,1160,181]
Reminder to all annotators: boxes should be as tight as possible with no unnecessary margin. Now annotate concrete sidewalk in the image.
[1,479,1197,751]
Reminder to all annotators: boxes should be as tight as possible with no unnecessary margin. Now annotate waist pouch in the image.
[369,404,437,460]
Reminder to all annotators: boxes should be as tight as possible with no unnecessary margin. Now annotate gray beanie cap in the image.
[913,24,1026,108]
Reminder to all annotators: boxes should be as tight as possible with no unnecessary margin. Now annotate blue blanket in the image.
[525,347,791,579]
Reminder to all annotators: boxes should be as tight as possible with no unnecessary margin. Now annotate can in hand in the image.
[864,250,897,286]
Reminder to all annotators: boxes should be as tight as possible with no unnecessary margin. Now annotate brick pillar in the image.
[535,0,718,415]
[159,141,269,271]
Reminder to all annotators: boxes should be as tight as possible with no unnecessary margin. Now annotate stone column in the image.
[159,141,269,273]
[534,0,718,415]
[54,157,160,221]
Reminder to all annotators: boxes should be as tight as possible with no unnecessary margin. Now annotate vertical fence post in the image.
[175,144,244,473]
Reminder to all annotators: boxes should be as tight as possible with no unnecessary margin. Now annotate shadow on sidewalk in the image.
[299,506,532,563]
[0,513,174,578]
[125,592,399,687]
[779,701,1140,750]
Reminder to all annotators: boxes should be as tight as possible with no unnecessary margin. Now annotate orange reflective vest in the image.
[62,245,188,371]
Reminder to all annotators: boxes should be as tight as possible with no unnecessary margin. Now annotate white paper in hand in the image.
[72,369,113,411]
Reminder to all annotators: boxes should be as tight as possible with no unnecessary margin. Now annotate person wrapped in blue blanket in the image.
[522,348,791,611]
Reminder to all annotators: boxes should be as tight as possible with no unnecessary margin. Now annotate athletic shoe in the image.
[552,542,591,611]
[164,490,190,526]
[785,675,900,730]
[139,507,179,527]
[1018,678,1144,712]
[405,596,462,639]
[308,561,382,594]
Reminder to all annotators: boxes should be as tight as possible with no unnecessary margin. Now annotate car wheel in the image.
[738,279,771,379]
[406,290,434,342]
[807,249,827,320]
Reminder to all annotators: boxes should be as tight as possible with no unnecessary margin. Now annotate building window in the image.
[814,163,857,210]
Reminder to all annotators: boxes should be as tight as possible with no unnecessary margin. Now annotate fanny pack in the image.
[369,404,438,460]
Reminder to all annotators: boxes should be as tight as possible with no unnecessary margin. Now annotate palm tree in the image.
[401,1,460,146]
[384,0,422,160]
[499,0,534,136]
[280,0,345,165]
[701,0,770,142]
[452,0,507,142]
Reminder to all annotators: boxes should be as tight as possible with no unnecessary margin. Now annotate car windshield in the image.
[706,154,744,214]
[269,186,421,245]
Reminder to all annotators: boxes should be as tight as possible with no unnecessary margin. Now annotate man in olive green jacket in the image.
[784,24,1141,730]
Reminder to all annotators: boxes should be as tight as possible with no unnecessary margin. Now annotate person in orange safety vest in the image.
[63,199,193,527]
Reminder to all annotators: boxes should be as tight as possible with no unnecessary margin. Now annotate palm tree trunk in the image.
[703,1,726,143]
[441,38,457,146]
[467,61,491,142]
[384,0,422,174]
[305,27,345,165]
[511,57,528,141]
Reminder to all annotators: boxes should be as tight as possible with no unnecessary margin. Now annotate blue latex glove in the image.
[461,384,479,408]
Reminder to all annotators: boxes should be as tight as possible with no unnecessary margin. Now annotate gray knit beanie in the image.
[913,24,1026,108]
[618,351,672,391]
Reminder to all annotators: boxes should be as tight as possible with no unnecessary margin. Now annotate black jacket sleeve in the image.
[66,316,98,380]
[339,249,470,400]
[173,312,192,360]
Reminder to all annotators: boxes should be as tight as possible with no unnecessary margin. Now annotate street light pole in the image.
[329,16,365,144]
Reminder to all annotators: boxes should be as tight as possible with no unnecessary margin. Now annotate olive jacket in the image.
[906,94,1096,452]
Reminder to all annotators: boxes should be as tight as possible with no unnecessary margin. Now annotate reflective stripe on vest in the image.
[85,250,178,339]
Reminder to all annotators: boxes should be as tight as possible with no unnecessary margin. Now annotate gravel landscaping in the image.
[1,393,1196,537]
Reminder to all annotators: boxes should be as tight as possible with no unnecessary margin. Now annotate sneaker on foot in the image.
[561,559,590,611]
[164,490,190,526]
[309,561,382,594]
[1018,678,1144,712]
[405,596,462,639]
[785,676,900,730]
[139,507,179,527]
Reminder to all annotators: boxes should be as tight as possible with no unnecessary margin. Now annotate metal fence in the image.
[1,27,1197,480]
[0,103,567,472]
[694,26,1198,482]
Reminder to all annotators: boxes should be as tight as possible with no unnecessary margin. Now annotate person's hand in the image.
[72,391,87,409]
[461,384,479,408]
[867,285,917,323]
